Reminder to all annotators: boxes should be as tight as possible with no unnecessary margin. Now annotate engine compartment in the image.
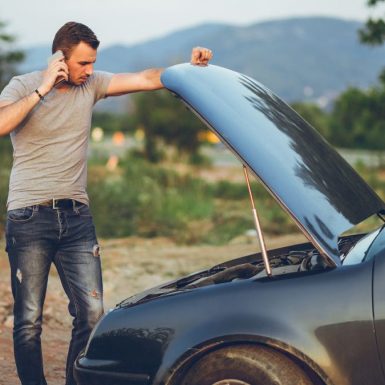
[182,247,328,289]
[118,233,366,308]
[179,233,367,289]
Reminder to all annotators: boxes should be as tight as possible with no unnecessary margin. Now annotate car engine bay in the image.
[118,233,368,308]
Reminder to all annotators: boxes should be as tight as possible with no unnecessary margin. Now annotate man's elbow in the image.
[0,119,15,136]
[0,102,17,136]
[0,126,11,137]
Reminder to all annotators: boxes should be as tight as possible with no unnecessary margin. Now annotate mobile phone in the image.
[48,50,66,85]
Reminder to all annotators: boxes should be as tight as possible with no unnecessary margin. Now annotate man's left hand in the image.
[190,47,213,66]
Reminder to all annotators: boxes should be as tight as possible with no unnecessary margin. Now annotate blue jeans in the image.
[5,203,104,385]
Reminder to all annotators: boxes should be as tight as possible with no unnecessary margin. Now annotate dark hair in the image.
[52,22,100,58]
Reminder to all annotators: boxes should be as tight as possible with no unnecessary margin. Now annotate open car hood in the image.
[161,64,385,266]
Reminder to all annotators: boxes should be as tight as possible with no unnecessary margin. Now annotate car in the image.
[74,64,385,385]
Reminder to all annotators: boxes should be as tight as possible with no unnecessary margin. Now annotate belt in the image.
[39,199,82,209]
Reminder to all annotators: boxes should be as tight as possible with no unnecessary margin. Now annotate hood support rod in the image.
[243,165,272,277]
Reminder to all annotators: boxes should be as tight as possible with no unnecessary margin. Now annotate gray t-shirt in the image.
[0,70,113,210]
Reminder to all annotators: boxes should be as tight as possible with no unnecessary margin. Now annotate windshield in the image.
[342,227,382,265]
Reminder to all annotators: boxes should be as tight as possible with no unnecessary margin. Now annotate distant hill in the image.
[19,17,385,111]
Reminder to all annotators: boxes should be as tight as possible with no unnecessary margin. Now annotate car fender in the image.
[151,315,332,385]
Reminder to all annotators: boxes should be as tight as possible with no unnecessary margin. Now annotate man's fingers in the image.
[202,49,212,60]
[42,61,69,90]
[48,62,68,75]
[57,62,69,75]
[191,47,213,65]
[191,47,201,62]
[57,69,69,82]
[51,62,69,80]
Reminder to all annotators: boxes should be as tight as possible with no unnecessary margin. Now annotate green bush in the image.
[0,136,12,232]
[88,155,214,240]
[212,179,267,200]
[87,154,303,244]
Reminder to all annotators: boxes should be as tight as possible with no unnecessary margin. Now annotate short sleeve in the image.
[0,76,28,103]
[91,71,113,103]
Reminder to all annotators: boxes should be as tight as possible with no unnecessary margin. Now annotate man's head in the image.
[52,22,99,58]
[52,22,99,85]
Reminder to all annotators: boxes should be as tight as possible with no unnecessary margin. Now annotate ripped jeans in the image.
[5,203,103,385]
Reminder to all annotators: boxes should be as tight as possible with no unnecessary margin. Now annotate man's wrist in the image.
[34,89,44,101]
[37,85,50,97]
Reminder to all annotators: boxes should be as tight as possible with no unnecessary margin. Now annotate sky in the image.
[1,0,385,48]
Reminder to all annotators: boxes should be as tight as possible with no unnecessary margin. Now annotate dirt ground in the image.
[0,233,305,385]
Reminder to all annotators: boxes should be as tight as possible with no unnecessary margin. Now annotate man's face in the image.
[65,41,97,85]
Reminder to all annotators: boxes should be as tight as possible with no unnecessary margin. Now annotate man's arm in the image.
[0,95,42,136]
[0,53,68,136]
[106,46,213,97]
[106,68,163,96]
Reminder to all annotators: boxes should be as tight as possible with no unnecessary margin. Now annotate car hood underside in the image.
[161,64,385,266]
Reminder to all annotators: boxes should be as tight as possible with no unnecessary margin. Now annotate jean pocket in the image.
[7,206,36,223]
[77,204,92,217]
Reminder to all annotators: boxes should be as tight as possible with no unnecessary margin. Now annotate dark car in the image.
[74,64,385,385]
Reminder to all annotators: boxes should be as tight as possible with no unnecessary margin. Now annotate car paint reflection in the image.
[161,64,385,265]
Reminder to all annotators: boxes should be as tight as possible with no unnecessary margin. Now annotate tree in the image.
[290,102,330,139]
[91,111,133,133]
[0,20,24,230]
[359,0,385,44]
[133,90,208,162]
[328,82,385,150]
[0,20,24,89]
[0,20,24,164]
[320,2,385,151]
[329,87,369,148]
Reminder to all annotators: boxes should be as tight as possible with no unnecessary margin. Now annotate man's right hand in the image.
[0,51,69,136]
[39,51,69,96]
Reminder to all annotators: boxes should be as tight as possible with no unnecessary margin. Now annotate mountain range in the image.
[19,17,385,112]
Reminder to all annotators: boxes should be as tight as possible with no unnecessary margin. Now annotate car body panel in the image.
[371,229,385,376]
[161,64,385,265]
[76,252,383,385]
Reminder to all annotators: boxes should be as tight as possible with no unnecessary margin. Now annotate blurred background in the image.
[1,0,385,244]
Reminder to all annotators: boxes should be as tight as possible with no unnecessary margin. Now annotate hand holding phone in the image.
[38,50,68,97]
[47,50,66,86]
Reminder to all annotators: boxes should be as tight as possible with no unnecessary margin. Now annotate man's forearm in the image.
[139,68,164,90]
[0,91,42,136]
[106,68,164,96]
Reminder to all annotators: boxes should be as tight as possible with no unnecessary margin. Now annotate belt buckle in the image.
[52,198,59,209]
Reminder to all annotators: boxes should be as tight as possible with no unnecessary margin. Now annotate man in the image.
[0,21,212,385]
